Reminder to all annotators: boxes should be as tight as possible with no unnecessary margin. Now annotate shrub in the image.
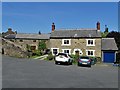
[89,56,97,65]
[47,55,54,60]
[46,51,54,61]
[70,54,79,64]
[96,57,101,63]
[32,50,42,56]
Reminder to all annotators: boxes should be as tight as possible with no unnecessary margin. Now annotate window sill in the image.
[61,44,71,46]
[86,45,95,46]
[87,55,95,56]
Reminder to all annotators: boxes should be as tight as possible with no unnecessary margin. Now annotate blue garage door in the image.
[103,51,115,63]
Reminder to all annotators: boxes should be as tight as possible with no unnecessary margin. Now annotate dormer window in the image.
[62,39,71,46]
[86,39,95,46]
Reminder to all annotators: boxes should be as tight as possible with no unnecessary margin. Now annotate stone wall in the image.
[2,38,28,58]
[50,38,101,57]
[9,39,50,51]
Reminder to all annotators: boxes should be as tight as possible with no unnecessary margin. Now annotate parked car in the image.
[54,53,73,65]
[78,56,92,67]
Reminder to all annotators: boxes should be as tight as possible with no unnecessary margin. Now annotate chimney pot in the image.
[52,22,55,32]
[8,28,12,31]
[97,21,100,31]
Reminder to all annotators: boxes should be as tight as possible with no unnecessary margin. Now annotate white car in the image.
[54,53,73,65]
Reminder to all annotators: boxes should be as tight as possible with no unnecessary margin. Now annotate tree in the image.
[106,31,120,63]
[104,25,109,33]
[101,32,109,38]
[101,25,109,38]
[38,40,46,52]
[106,31,120,50]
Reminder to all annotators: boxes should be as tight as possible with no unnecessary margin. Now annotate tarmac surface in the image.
[2,55,118,88]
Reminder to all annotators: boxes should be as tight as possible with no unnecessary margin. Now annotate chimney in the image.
[8,28,12,31]
[96,21,100,31]
[52,22,55,32]
[104,25,108,33]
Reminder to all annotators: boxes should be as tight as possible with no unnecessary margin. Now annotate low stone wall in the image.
[2,38,28,58]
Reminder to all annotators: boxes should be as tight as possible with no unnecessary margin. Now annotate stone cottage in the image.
[50,22,101,57]
[3,29,50,51]
[49,22,118,63]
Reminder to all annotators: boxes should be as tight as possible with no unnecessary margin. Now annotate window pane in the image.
[67,40,69,44]
[64,40,69,44]
[64,40,67,44]
[88,40,91,44]
[53,49,57,55]
[64,50,67,53]
[67,50,69,53]
[64,50,66,53]
[90,40,93,44]
[64,50,69,54]
[88,51,90,55]
[87,51,93,55]
[91,51,93,55]
[88,40,94,45]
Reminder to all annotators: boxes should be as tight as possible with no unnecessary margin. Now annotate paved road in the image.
[2,55,118,88]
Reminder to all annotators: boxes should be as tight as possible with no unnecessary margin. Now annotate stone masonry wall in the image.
[2,38,28,58]
[50,38,101,57]
[11,39,50,51]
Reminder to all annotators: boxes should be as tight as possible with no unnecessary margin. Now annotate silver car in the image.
[78,56,91,67]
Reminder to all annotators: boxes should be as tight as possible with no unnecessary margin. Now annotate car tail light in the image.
[79,59,82,62]
[88,59,91,62]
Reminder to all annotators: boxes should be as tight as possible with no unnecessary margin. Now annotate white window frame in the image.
[86,50,95,56]
[86,39,95,46]
[62,39,71,46]
[62,49,71,55]
[51,48,59,55]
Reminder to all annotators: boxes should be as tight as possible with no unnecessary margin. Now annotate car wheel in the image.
[88,65,91,67]
[78,63,80,66]
[70,62,72,65]
[67,60,70,65]
[66,62,70,65]
[55,61,58,65]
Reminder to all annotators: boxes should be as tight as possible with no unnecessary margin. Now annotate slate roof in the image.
[50,29,101,38]
[4,33,50,40]
[16,33,50,39]
[102,38,118,51]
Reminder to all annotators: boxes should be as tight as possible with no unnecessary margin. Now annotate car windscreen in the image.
[57,53,67,57]
[80,57,89,59]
